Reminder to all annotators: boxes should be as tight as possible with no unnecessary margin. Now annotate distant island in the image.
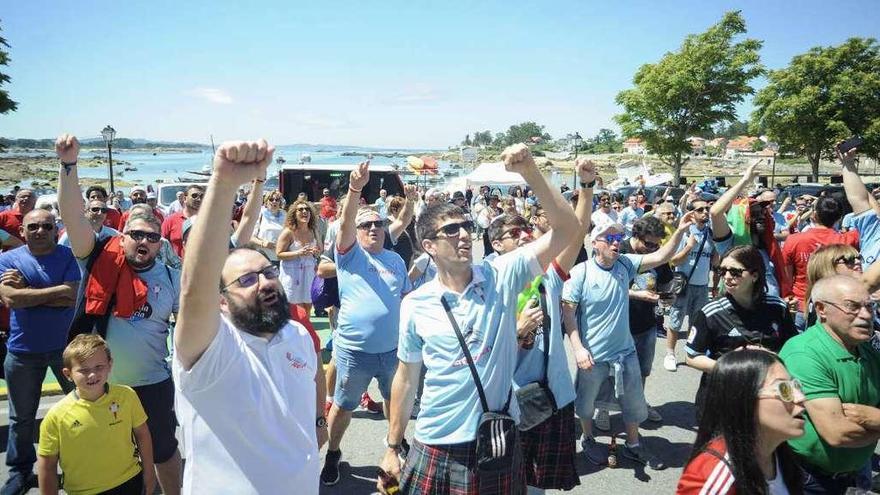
[0,137,208,151]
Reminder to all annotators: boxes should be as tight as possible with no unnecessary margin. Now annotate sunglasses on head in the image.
[356,220,385,230]
[833,254,863,267]
[758,378,803,403]
[221,264,280,292]
[433,220,474,238]
[25,222,54,232]
[599,233,624,244]
[89,207,109,213]
[715,266,747,278]
[497,226,532,241]
[126,230,161,243]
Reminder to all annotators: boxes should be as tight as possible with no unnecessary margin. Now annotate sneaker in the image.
[663,353,677,372]
[0,472,33,495]
[580,436,607,466]
[321,449,342,485]
[622,443,667,470]
[594,408,611,432]
[360,392,384,415]
[647,406,663,423]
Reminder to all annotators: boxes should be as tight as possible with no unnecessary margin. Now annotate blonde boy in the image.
[37,335,155,495]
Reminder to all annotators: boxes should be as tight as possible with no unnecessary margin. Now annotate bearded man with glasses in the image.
[56,134,184,495]
[780,275,880,493]
[0,208,79,495]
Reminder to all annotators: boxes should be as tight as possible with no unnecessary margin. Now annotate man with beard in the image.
[0,208,79,495]
[174,139,323,494]
[118,186,165,231]
[56,134,183,495]
[161,184,204,257]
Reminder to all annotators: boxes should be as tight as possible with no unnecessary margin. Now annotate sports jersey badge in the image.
[109,401,120,421]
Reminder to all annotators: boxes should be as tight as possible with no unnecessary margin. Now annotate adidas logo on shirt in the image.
[727,328,742,338]
[71,420,82,429]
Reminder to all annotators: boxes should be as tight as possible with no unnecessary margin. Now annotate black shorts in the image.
[133,377,178,463]
[97,470,143,494]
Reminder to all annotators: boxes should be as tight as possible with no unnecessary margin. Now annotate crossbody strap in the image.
[684,228,709,285]
[537,284,551,383]
[441,296,490,413]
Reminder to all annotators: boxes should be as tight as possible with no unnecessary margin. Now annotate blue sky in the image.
[1,0,878,148]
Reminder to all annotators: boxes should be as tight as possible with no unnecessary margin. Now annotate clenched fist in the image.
[576,158,597,185]
[55,134,80,164]
[213,139,274,186]
[500,143,536,176]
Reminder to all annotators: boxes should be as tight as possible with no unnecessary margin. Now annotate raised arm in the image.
[501,144,577,269]
[336,161,369,253]
[556,159,595,272]
[55,134,95,259]
[709,159,762,240]
[175,140,274,370]
[231,179,264,247]
[388,184,418,243]
[640,212,695,271]
[840,147,871,215]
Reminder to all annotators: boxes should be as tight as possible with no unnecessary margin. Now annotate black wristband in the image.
[61,161,77,175]
[580,180,595,188]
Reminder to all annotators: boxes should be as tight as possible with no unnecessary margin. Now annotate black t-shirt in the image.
[620,240,673,334]
[686,293,796,360]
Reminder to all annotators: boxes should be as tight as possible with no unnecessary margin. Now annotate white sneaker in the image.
[593,408,611,432]
[663,353,677,372]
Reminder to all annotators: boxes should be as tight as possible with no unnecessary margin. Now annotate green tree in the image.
[713,120,750,138]
[751,37,880,181]
[0,21,19,152]
[592,128,621,153]
[614,11,763,184]
[504,121,551,145]
[463,134,472,146]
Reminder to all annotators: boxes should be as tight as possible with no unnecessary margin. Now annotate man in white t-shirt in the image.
[173,139,325,495]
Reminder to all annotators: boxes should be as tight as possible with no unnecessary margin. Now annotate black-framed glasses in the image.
[833,254,863,267]
[126,230,161,243]
[25,222,54,232]
[497,226,532,241]
[431,220,474,238]
[89,207,109,213]
[221,264,280,292]
[357,220,385,230]
[715,266,747,278]
[758,379,803,403]
[818,299,877,316]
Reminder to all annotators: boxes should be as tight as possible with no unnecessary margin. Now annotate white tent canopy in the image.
[461,162,526,187]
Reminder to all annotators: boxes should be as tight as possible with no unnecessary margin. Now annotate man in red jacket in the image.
[161,185,203,258]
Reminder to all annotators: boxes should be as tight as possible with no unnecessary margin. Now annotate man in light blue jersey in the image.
[840,144,880,266]
[377,144,580,494]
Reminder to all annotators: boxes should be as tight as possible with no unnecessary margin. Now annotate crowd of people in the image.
[0,133,878,495]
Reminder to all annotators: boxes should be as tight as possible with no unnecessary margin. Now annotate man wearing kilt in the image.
[377,144,580,494]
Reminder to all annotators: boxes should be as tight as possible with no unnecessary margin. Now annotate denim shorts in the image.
[667,285,710,332]
[632,329,656,378]
[574,351,648,425]
[333,345,397,411]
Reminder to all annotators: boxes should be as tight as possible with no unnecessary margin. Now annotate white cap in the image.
[589,221,625,242]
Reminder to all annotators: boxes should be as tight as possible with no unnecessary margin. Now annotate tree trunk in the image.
[808,153,820,182]
[673,154,684,187]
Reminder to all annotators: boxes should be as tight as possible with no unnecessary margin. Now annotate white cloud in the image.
[188,87,234,104]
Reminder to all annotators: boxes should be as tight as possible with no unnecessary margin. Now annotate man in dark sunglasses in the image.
[59,200,121,248]
[0,208,80,494]
[161,184,205,258]
[56,134,185,492]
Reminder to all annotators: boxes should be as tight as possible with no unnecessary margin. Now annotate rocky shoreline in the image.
[0,155,134,191]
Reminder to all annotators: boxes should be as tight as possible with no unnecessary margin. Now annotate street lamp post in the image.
[571,132,582,188]
[101,125,116,194]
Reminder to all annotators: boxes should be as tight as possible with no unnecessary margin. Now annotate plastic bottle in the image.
[377,467,400,494]
[607,434,618,468]
[516,275,544,314]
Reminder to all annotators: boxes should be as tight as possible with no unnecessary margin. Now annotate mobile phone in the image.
[838,136,864,154]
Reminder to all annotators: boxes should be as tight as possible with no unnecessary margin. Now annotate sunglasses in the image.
[188,193,204,200]
[25,222,55,232]
[641,240,660,250]
[497,226,532,241]
[833,254,863,267]
[296,207,311,213]
[433,220,474,238]
[715,266,747,278]
[356,220,385,230]
[269,198,281,203]
[89,207,110,213]
[758,379,803,403]
[126,230,161,243]
[221,264,280,292]
[598,233,625,244]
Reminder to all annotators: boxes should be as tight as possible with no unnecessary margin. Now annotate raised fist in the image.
[349,160,370,192]
[576,158,597,185]
[743,159,763,181]
[500,143,536,175]
[213,139,274,187]
[55,134,80,164]
[403,183,418,201]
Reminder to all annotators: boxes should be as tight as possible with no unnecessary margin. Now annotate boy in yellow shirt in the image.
[37,334,155,495]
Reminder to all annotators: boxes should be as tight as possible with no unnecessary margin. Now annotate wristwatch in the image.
[316,416,327,428]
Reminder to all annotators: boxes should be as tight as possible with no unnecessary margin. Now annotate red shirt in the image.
[782,226,860,303]
[117,208,165,231]
[162,211,188,257]
[103,208,122,229]
[319,197,337,220]
[0,209,24,241]
[677,437,735,494]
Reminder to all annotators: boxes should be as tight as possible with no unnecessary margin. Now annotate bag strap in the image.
[441,296,490,413]
[684,228,709,285]
[537,284,551,383]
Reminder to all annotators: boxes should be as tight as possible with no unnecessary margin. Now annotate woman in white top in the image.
[276,199,321,315]
[253,191,286,261]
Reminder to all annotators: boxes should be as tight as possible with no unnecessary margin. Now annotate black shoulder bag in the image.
[67,236,114,342]
[515,284,558,431]
[672,228,709,297]
[441,296,518,473]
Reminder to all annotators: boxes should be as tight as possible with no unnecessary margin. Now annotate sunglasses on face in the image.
[188,193,204,200]
[433,220,474,238]
[269,198,281,203]
[126,230,161,243]
[758,378,803,403]
[641,239,660,250]
[833,254,863,267]
[598,233,625,244]
[25,222,54,232]
[498,226,532,241]
[356,220,385,230]
[222,264,280,292]
[89,207,109,213]
[296,207,311,213]
[716,266,747,278]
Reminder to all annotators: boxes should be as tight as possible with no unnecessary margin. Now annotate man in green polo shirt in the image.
[779,275,880,494]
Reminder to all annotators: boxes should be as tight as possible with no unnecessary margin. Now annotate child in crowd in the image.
[37,334,155,495]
